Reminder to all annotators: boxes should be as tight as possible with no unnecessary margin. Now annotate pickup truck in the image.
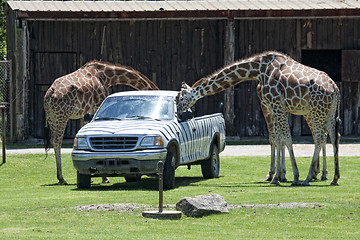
[72,90,226,189]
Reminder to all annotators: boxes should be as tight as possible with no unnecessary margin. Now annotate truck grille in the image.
[89,136,139,150]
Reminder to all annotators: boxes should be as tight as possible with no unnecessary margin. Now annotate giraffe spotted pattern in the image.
[44,60,158,185]
[177,51,341,186]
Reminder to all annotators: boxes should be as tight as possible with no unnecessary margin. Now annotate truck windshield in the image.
[94,95,175,121]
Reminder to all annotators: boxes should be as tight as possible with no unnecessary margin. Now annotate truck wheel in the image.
[163,151,176,190]
[77,171,91,188]
[125,175,142,182]
[201,144,220,179]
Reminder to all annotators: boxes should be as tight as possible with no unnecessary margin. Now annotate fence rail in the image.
[0,60,11,153]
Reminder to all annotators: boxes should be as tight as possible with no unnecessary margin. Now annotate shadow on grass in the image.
[41,183,77,187]
[72,176,207,192]
[193,178,336,188]
[41,177,334,190]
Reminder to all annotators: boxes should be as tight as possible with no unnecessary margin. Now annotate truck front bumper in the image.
[72,148,167,176]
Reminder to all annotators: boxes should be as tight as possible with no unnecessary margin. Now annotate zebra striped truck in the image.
[72,90,226,189]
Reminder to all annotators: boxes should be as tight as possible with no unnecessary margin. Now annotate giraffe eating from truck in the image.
[177,51,341,186]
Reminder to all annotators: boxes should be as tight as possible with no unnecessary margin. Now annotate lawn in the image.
[0,151,359,239]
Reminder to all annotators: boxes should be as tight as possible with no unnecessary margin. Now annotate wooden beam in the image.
[223,18,236,136]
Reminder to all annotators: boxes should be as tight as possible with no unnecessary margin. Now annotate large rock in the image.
[176,194,229,217]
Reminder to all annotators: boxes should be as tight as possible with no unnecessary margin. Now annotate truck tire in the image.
[163,151,176,190]
[77,171,91,188]
[201,143,220,179]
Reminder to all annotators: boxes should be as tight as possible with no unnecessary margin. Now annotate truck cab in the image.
[72,90,225,189]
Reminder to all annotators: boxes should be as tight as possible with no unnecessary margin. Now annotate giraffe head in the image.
[176,82,197,115]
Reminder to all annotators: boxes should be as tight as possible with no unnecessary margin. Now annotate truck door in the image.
[192,117,212,160]
[178,117,197,163]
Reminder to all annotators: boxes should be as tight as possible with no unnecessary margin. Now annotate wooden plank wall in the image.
[232,18,360,138]
[28,20,225,138]
[25,17,360,139]
[234,19,302,137]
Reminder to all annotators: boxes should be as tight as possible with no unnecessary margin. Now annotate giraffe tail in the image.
[44,123,51,157]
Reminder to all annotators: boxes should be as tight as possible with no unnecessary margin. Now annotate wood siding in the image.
[231,18,360,137]
[28,20,225,138]
[10,17,359,139]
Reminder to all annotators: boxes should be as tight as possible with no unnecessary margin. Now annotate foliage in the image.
[0,0,6,60]
[0,152,359,239]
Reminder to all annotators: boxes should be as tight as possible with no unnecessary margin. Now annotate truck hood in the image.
[76,119,175,137]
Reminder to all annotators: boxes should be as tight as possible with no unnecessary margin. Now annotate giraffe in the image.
[260,86,329,182]
[44,60,159,185]
[261,99,328,183]
[177,51,341,186]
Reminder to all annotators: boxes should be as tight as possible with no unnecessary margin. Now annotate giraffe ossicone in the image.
[177,51,341,186]
[44,60,159,185]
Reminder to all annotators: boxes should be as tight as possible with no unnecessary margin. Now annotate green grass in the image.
[0,152,359,239]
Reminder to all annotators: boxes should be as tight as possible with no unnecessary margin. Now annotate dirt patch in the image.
[74,203,175,213]
[75,202,323,213]
[229,202,323,209]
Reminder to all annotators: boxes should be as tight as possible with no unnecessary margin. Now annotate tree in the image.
[0,0,6,60]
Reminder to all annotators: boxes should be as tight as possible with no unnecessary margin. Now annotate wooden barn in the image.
[5,0,360,142]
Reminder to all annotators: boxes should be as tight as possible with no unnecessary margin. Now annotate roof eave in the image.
[15,8,360,21]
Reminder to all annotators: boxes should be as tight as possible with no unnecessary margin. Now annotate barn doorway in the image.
[301,50,341,82]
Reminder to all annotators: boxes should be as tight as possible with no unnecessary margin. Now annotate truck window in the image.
[94,95,174,121]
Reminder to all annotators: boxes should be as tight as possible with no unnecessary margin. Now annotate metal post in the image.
[157,161,164,213]
[142,160,181,220]
[1,105,5,163]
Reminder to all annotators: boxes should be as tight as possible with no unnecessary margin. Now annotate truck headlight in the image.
[140,136,163,147]
[73,137,89,150]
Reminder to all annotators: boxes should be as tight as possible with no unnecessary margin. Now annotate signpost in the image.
[142,161,182,220]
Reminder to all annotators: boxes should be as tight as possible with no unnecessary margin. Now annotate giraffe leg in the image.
[321,146,328,181]
[286,143,300,186]
[280,146,287,182]
[53,139,68,185]
[102,176,110,183]
[331,132,340,185]
[259,101,278,182]
[303,113,321,180]
[302,142,322,186]
[49,122,68,185]
[264,143,275,181]
[266,145,287,182]
[270,147,281,185]
[327,115,341,185]
[311,148,321,180]
[275,110,299,186]
[47,117,69,185]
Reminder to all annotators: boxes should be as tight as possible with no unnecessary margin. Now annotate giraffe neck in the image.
[190,52,281,101]
[85,61,158,90]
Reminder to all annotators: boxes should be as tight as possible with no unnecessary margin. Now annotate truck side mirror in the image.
[218,102,224,114]
[180,110,194,122]
[84,113,93,122]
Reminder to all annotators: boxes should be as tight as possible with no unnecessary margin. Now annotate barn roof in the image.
[7,0,360,20]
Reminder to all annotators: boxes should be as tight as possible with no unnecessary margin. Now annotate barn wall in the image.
[301,18,360,136]
[233,19,302,138]
[27,20,225,138]
[5,9,17,142]
[231,18,360,138]
[8,15,360,140]
[6,9,30,142]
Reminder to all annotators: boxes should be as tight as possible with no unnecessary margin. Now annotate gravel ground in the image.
[74,202,324,213]
[6,143,360,157]
[220,143,360,157]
